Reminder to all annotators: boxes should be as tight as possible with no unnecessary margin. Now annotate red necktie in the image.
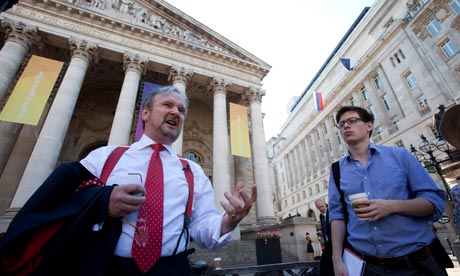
[132,144,165,273]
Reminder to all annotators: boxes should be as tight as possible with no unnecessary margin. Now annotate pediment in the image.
[62,0,270,72]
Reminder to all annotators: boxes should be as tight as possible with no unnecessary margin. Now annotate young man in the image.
[328,106,446,276]
[0,86,256,276]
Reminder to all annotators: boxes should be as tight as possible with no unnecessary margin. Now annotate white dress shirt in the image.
[80,135,231,257]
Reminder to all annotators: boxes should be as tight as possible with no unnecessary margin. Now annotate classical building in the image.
[268,0,460,226]
[0,0,277,231]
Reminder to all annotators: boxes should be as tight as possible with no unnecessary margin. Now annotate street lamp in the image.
[410,134,452,197]
[409,134,459,247]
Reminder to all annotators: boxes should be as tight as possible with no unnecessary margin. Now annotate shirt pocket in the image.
[372,167,409,200]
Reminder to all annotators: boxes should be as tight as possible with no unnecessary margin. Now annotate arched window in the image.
[185,151,202,165]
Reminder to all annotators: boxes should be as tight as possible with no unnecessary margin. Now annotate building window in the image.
[336,133,341,144]
[398,49,406,59]
[360,87,369,101]
[440,39,459,58]
[315,184,320,193]
[302,190,306,199]
[394,53,401,63]
[308,187,313,196]
[376,126,383,134]
[391,116,399,125]
[382,94,393,110]
[394,139,405,148]
[350,96,355,106]
[297,193,300,202]
[374,75,383,89]
[404,72,419,89]
[451,0,460,13]
[327,139,332,151]
[427,18,442,36]
[184,151,202,165]
[284,200,287,207]
[416,95,428,108]
[323,123,328,134]
[369,105,377,120]
[390,57,396,67]
[429,125,440,137]
[292,196,295,204]
[323,180,328,190]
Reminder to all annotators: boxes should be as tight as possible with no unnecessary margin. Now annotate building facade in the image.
[0,0,277,231]
[269,0,460,223]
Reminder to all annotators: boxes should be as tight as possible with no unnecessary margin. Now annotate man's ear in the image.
[366,122,374,132]
[141,108,149,121]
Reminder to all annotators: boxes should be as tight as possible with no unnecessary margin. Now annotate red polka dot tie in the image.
[132,144,165,273]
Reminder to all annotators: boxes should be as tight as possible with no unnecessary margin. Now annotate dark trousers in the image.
[105,252,191,276]
[319,241,334,276]
[363,253,446,276]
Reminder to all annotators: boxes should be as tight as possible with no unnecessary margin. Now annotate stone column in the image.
[303,138,313,181]
[310,133,321,178]
[209,78,231,210]
[11,38,97,208]
[168,66,192,154]
[0,20,41,101]
[325,115,340,160]
[244,88,276,224]
[318,121,330,165]
[108,53,147,145]
[0,22,41,177]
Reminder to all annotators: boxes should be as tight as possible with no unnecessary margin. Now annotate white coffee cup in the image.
[213,257,222,270]
[349,192,369,220]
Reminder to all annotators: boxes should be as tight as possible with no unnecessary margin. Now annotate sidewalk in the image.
[448,255,460,275]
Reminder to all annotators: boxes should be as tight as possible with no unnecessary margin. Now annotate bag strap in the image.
[332,161,348,225]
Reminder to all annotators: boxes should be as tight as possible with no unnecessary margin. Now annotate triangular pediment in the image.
[67,0,270,71]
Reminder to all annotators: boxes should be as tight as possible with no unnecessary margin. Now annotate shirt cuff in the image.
[212,212,232,243]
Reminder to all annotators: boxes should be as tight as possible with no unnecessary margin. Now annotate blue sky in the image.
[165,1,377,140]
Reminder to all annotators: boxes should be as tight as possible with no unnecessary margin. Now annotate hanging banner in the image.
[230,103,251,158]
[0,55,63,125]
[134,82,163,141]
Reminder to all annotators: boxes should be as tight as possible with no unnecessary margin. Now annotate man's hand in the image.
[220,182,257,235]
[108,184,146,217]
[353,199,393,221]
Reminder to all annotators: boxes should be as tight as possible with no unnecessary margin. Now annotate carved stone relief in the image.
[69,0,229,55]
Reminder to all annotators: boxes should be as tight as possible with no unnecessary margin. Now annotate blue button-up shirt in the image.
[328,144,446,258]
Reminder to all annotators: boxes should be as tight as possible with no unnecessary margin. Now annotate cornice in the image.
[2,1,267,88]
[11,0,270,81]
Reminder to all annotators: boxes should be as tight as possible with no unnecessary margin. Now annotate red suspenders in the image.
[103,146,194,254]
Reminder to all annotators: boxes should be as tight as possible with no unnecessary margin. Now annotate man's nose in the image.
[169,106,179,114]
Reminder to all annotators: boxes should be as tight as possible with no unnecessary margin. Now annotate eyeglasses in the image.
[335,117,363,129]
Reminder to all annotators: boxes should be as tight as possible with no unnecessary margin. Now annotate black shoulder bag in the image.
[319,161,347,276]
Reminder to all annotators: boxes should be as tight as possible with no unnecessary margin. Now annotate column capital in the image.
[123,53,148,75]
[1,20,41,50]
[243,87,265,103]
[68,38,98,64]
[208,78,231,95]
[168,66,193,86]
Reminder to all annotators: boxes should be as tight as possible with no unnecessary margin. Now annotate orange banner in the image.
[0,55,63,125]
[229,103,251,158]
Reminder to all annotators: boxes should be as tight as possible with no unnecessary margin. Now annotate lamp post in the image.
[410,135,452,198]
[410,134,460,261]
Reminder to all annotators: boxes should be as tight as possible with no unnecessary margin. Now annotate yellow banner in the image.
[230,103,251,157]
[0,55,64,125]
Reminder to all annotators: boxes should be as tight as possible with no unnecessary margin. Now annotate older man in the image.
[0,86,256,276]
